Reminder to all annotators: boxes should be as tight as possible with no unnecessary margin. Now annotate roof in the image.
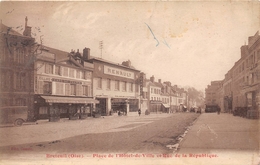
[41,45,69,61]
[88,57,140,72]
[1,23,32,39]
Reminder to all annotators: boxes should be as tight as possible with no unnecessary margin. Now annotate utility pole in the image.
[99,41,103,58]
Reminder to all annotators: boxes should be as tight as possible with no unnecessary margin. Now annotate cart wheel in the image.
[14,119,24,126]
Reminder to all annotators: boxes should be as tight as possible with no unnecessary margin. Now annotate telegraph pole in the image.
[99,41,103,58]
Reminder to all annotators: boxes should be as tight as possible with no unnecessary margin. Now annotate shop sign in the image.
[104,65,134,79]
[38,76,82,84]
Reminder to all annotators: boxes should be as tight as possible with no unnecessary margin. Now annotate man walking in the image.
[138,109,141,116]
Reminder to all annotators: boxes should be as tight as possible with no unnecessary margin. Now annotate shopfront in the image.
[162,103,170,113]
[34,95,98,120]
[150,100,162,113]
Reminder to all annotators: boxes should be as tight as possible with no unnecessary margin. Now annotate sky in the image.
[1,1,259,91]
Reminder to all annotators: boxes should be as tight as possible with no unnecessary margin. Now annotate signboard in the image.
[104,65,134,79]
[37,76,89,84]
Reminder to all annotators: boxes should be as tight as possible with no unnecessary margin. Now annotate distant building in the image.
[205,81,222,106]
[147,76,163,113]
[0,18,36,121]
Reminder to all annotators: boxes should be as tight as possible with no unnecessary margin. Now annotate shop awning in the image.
[41,96,99,104]
[162,104,170,108]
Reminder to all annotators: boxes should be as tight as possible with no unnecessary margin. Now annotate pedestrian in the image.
[217,105,220,115]
[138,109,141,116]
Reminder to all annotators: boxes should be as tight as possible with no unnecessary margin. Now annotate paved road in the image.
[177,113,260,165]
[0,113,173,147]
[0,113,199,165]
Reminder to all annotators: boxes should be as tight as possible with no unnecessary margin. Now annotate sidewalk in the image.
[177,113,260,165]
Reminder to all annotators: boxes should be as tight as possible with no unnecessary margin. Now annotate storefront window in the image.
[39,107,48,114]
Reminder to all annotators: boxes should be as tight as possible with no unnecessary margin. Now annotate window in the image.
[76,84,83,96]
[45,63,53,74]
[56,82,64,95]
[107,79,111,89]
[55,66,61,75]
[115,80,119,90]
[16,72,26,89]
[76,70,80,79]
[65,84,70,95]
[15,98,26,106]
[85,71,92,80]
[14,48,25,64]
[80,71,84,79]
[135,84,139,92]
[83,86,90,96]
[257,50,260,61]
[70,84,76,95]
[43,82,52,94]
[122,81,127,91]
[69,69,75,78]
[129,83,133,92]
[151,88,153,93]
[63,67,68,77]
[97,78,102,89]
[39,107,48,114]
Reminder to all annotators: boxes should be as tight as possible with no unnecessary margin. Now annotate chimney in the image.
[23,16,32,37]
[83,47,90,61]
[150,76,155,83]
[240,45,248,58]
[158,79,161,83]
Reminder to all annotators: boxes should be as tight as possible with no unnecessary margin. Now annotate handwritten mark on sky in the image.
[145,23,170,48]
[145,23,159,47]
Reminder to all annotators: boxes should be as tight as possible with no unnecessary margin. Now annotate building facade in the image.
[208,31,260,116]
[86,56,141,116]
[0,18,36,121]
[34,47,97,120]
[205,81,222,106]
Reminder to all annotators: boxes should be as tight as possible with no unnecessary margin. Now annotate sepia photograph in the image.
[0,1,259,165]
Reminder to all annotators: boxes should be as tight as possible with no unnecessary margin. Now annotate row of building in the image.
[205,31,260,115]
[0,17,189,121]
